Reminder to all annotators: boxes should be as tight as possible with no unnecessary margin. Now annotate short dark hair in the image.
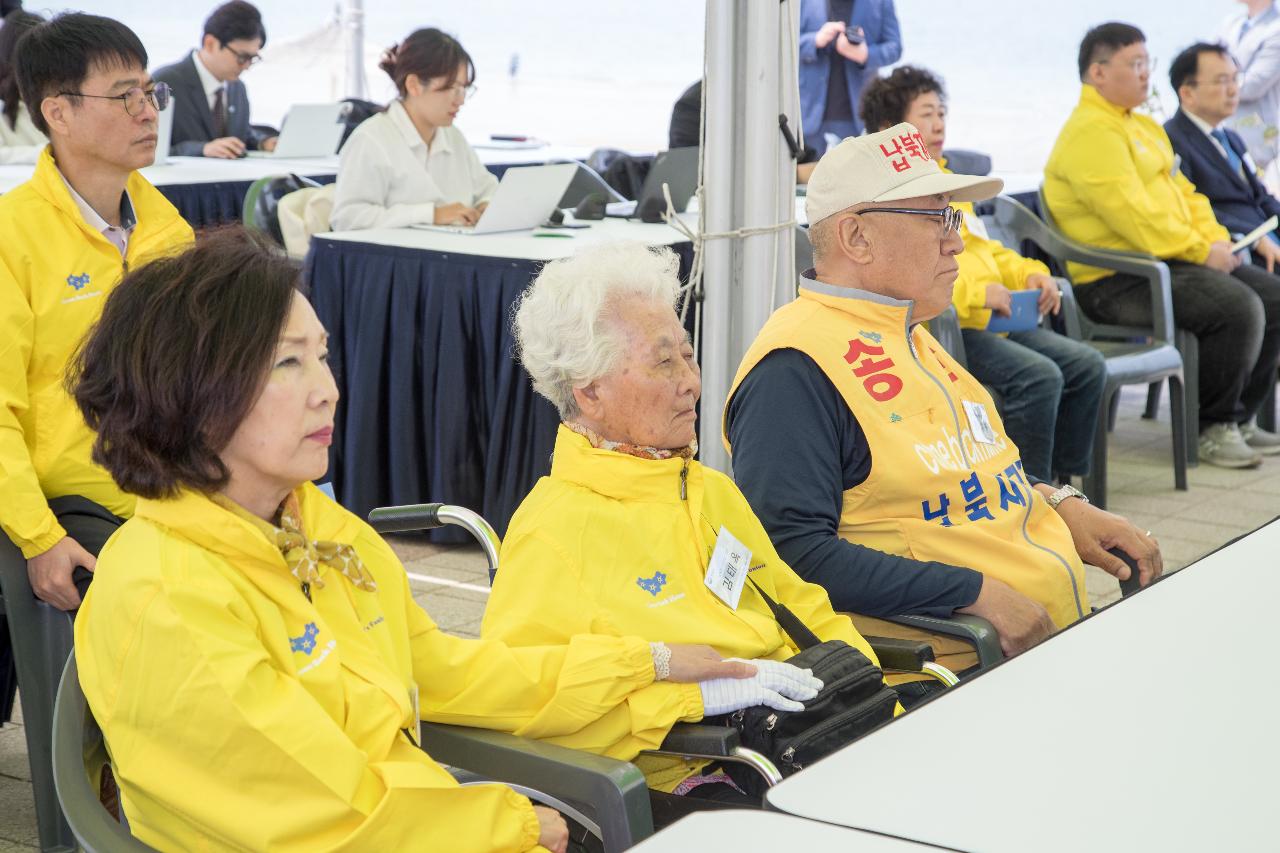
[14,13,148,135]
[1078,22,1146,81]
[859,65,946,134]
[203,1,266,47]
[70,228,300,500]
[1170,42,1233,99]
[0,10,43,131]
[379,28,473,98]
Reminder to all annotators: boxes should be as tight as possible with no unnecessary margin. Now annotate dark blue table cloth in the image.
[306,237,694,542]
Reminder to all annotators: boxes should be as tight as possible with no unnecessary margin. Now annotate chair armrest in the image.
[994,194,1175,344]
[656,723,740,758]
[420,722,653,850]
[1055,278,1085,340]
[865,636,935,671]
[885,613,1003,670]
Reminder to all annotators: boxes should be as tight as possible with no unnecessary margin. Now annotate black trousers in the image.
[1076,261,1280,428]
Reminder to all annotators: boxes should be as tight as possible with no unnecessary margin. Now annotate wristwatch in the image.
[1046,483,1089,509]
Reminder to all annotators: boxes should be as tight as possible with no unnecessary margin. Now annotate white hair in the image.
[513,242,683,419]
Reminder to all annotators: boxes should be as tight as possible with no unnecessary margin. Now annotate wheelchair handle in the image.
[368,503,501,578]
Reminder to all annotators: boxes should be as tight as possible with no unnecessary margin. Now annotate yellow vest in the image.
[0,147,194,556]
[77,483,656,851]
[1044,85,1228,284]
[726,280,1088,674]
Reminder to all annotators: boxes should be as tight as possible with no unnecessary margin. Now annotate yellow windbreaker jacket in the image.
[76,483,660,852]
[0,147,193,556]
[483,426,882,792]
[1044,85,1228,284]
[945,163,1050,330]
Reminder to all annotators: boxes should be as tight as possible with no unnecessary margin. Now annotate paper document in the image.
[1232,216,1278,252]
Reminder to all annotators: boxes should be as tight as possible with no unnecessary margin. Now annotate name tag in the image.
[705,526,751,610]
[962,400,998,445]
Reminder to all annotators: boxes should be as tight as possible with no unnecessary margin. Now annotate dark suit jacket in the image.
[799,0,902,136]
[1165,108,1280,238]
[152,53,267,156]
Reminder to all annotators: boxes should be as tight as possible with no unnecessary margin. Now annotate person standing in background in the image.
[799,0,901,154]
[1221,0,1280,189]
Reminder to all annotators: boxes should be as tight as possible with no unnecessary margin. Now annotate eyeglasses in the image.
[57,81,171,116]
[857,205,964,235]
[1193,73,1243,89]
[1101,56,1155,76]
[436,82,477,99]
[221,43,262,66]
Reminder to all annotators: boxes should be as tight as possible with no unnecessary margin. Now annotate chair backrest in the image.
[993,192,1176,346]
[242,174,324,248]
[794,224,813,280]
[940,148,992,177]
[336,98,384,150]
[52,651,157,852]
[926,305,968,370]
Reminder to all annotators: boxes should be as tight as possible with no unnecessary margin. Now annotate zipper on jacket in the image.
[906,318,971,468]
[400,727,419,748]
[301,582,312,602]
[679,457,689,501]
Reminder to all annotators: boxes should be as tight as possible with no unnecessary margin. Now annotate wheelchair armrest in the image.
[420,722,653,850]
[864,636,935,671]
[886,613,1003,670]
[656,723,740,758]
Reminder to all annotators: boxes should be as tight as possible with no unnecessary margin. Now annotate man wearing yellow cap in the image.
[724,123,1161,699]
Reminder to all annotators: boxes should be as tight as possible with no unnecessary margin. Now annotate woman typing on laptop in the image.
[330,28,497,231]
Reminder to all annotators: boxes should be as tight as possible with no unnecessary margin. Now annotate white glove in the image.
[698,659,824,716]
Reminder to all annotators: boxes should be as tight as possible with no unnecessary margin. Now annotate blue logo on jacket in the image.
[66,273,90,291]
[289,622,320,655]
[637,571,668,596]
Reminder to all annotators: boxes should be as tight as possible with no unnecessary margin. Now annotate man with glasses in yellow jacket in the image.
[0,13,193,611]
[1044,21,1280,469]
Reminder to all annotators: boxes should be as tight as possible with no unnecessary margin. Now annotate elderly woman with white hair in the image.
[481,242,891,824]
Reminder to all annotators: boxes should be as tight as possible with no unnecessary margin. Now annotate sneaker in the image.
[1240,420,1280,456]
[1199,422,1263,469]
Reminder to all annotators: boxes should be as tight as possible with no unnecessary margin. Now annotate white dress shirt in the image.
[1182,107,1247,168]
[191,49,223,113]
[0,102,45,165]
[329,99,499,231]
[58,172,137,258]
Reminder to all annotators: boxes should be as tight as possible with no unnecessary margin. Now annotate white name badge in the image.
[705,526,751,611]
[962,400,998,445]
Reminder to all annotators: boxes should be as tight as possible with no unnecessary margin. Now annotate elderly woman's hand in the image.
[699,659,824,716]
[662,643,758,683]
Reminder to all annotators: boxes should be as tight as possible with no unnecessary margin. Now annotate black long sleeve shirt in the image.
[725,348,985,617]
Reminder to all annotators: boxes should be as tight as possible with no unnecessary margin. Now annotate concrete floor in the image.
[3,384,1278,849]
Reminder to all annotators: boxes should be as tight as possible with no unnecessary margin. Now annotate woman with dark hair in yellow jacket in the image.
[68,228,758,853]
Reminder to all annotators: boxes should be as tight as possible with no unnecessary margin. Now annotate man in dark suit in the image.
[1167,41,1280,271]
[152,1,276,158]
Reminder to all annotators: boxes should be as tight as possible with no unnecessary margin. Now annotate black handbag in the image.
[709,579,899,794]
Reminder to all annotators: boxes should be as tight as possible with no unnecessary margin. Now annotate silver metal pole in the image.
[343,0,367,100]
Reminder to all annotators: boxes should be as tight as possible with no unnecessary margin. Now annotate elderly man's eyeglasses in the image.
[221,43,262,66]
[57,81,171,116]
[858,205,964,235]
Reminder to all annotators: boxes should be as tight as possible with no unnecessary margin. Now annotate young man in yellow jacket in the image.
[859,64,1107,484]
[1044,21,1280,469]
[0,13,193,610]
[726,125,1162,695]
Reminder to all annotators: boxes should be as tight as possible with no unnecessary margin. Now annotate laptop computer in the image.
[246,103,345,159]
[412,162,578,235]
[153,97,175,165]
[606,146,699,218]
